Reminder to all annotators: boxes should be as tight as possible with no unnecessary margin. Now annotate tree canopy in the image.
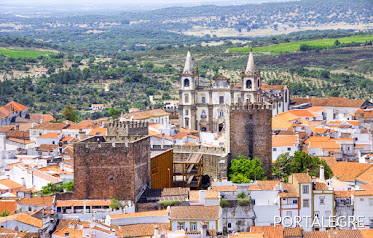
[272,151,333,182]
[229,155,267,183]
[62,105,78,122]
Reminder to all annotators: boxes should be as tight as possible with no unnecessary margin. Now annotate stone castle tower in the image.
[74,121,150,201]
[178,51,272,178]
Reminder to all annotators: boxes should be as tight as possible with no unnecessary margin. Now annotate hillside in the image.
[0,0,372,53]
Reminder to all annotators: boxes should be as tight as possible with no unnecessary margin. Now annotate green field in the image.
[0,48,52,58]
[229,35,373,54]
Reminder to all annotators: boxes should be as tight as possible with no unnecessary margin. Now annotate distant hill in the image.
[0,0,371,53]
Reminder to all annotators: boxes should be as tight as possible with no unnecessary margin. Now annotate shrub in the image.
[157,200,181,207]
[220,198,229,208]
[237,192,245,199]
[238,197,251,206]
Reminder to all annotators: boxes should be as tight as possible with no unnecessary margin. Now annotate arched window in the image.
[219,110,224,118]
[201,127,207,132]
[184,78,190,87]
[246,80,252,89]
[15,227,18,231]
[257,79,260,88]
[201,110,207,118]
[184,94,189,103]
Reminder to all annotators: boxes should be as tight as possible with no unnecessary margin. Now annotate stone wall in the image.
[74,137,150,201]
[229,103,272,178]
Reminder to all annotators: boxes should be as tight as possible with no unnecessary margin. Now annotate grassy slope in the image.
[0,48,52,58]
[229,35,373,53]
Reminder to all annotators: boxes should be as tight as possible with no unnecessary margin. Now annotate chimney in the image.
[320,166,325,181]
[79,130,86,141]
[21,177,25,186]
[199,190,206,204]
[65,232,69,238]
[31,123,35,128]
[280,179,284,192]
[40,119,43,124]
[0,132,7,151]
[154,225,160,237]
[200,222,207,238]
[327,180,333,190]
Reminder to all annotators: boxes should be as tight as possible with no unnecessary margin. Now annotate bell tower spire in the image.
[183,51,194,74]
[245,49,255,74]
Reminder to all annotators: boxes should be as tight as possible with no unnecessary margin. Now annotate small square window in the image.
[303,185,309,194]
[320,196,325,205]
[228,223,231,228]
[273,148,277,151]
[287,147,291,151]
[303,199,309,207]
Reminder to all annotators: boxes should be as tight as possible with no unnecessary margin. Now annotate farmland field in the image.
[229,35,373,54]
[0,48,52,58]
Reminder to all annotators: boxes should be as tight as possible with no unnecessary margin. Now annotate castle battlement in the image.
[107,120,148,140]
[230,102,272,111]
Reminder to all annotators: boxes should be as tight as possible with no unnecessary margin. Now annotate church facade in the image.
[178,51,290,133]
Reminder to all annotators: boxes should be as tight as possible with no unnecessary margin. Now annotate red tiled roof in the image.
[29,114,56,123]
[18,196,54,207]
[31,122,69,131]
[291,97,367,108]
[37,144,59,152]
[0,213,42,228]
[122,109,170,120]
[170,206,220,220]
[37,132,60,138]
[0,200,17,216]
[250,225,283,238]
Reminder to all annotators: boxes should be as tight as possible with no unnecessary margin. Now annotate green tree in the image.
[41,183,63,195]
[229,155,267,183]
[108,108,122,119]
[110,198,124,210]
[272,151,333,182]
[1,210,9,217]
[145,87,154,96]
[61,181,74,192]
[334,39,341,46]
[62,105,78,122]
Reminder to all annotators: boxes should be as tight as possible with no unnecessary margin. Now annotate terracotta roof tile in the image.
[36,144,58,152]
[18,196,54,207]
[0,227,27,238]
[290,173,312,183]
[355,166,373,184]
[122,109,170,120]
[87,128,107,136]
[53,227,83,238]
[7,138,35,145]
[284,227,303,237]
[118,223,169,237]
[334,190,353,198]
[29,114,55,123]
[0,200,17,215]
[170,206,220,220]
[314,182,328,191]
[291,97,368,108]
[0,213,42,228]
[31,122,69,131]
[37,132,60,138]
[272,135,298,147]
[211,185,237,192]
[361,229,373,238]
[330,162,372,181]
[162,187,189,197]
[250,225,283,238]
[0,179,23,190]
[303,229,362,238]
[109,210,168,219]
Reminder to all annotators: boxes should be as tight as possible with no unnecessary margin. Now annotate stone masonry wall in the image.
[74,137,150,201]
[229,104,272,178]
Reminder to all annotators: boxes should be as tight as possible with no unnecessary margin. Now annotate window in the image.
[303,199,309,207]
[14,226,18,232]
[184,94,189,103]
[287,147,291,151]
[201,110,207,118]
[177,222,185,230]
[370,199,373,206]
[257,79,260,88]
[228,223,231,228]
[184,78,190,87]
[286,211,292,216]
[246,79,252,89]
[320,196,325,205]
[370,218,373,229]
[238,97,241,103]
[360,198,365,202]
[314,212,319,218]
[201,127,207,132]
[273,148,277,151]
[293,199,298,204]
[190,222,197,231]
[219,110,224,118]
[219,96,224,104]
[185,118,189,127]
[185,110,189,116]
[202,96,206,104]
[303,185,309,194]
